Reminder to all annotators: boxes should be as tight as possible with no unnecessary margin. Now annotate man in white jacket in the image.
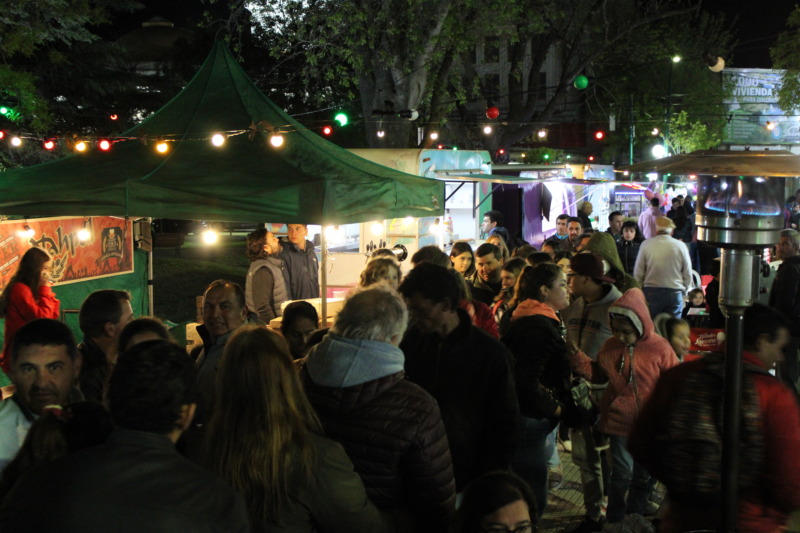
[633,216,693,318]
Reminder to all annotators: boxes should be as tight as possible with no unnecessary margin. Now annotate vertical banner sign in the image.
[0,217,134,294]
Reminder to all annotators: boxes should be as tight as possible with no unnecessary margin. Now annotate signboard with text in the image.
[0,216,133,293]
[723,68,799,145]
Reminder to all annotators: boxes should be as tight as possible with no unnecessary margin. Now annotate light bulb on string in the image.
[18,225,34,238]
[156,140,169,154]
[74,141,87,152]
[77,221,91,241]
[43,139,55,150]
[202,229,219,245]
[483,125,492,135]
[10,136,22,147]
[537,129,547,139]
[376,130,385,138]
[211,133,226,147]
[98,139,111,151]
[430,131,439,141]
[269,134,284,148]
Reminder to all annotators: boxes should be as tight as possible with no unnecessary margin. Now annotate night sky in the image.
[701,0,798,68]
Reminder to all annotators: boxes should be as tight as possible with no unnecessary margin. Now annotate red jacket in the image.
[459,299,499,339]
[1,283,60,371]
[568,288,678,436]
[629,351,800,533]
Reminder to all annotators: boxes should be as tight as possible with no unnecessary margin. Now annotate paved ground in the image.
[541,442,800,533]
[540,443,599,532]
[539,441,664,533]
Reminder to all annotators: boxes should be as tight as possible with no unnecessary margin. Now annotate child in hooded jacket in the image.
[567,288,679,530]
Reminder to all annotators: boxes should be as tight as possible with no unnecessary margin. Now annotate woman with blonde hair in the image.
[487,234,511,264]
[0,247,60,372]
[204,326,402,532]
[359,257,402,289]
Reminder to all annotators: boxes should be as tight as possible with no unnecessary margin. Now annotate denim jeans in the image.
[607,435,655,523]
[547,427,560,469]
[643,286,684,319]
[512,416,556,517]
[571,425,605,521]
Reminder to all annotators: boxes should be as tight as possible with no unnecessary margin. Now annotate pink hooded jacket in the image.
[568,288,678,436]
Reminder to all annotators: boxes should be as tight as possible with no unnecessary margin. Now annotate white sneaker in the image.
[623,513,655,533]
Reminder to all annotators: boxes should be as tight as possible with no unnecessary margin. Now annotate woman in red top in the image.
[0,247,60,372]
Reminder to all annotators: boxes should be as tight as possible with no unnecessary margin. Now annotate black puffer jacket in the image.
[502,309,572,422]
[302,346,455,532]
[617,239,641,275]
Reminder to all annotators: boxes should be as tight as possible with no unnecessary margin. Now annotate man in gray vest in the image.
[245,228,288,323]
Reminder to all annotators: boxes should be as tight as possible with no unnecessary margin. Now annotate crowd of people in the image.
[0,205,799,533]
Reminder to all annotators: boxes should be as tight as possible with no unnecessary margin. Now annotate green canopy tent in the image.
[0,41,443,224]
[0,41,444,317]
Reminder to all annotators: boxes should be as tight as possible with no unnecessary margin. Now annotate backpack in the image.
[654,353,767,505]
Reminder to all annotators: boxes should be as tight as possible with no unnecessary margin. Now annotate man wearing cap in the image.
[633,216,693,318]
[562,253,622,532]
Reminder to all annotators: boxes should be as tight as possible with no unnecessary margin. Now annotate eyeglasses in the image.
[481,525,532,533]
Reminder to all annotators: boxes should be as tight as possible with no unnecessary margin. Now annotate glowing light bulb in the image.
[43,140,55,150]
[75,141,87,152]
[403,216,414,226]
[10,136,22,147]
[77,228,91,241]
[651,145,666,158]
[537,129,547,138]
[156,141,169,154]
[202,229,219,245]
[371,222,383,236]
[430,132,439,140]
[269,134,284,147]
[376,130,385,138]
[211,133,226,147]
[18,225,34,238]
[483,126,492,134]
[98,139,111,151]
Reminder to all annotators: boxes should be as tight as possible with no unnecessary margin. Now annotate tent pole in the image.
[320,229,328,327]
[147,217,154,316]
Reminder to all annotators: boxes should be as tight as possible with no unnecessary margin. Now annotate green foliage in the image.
[772,6,800,113]
[587,8,732,160]
[0,0,140,139]
[668,110,721,154]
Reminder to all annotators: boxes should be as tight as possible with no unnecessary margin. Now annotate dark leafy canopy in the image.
[247,0,730,157]
[772,5,800,114]
[0,0,142,169]
[250,0,517,148]
[581,8,733,159]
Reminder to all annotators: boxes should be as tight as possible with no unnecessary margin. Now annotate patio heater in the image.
[618,149,800,532]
